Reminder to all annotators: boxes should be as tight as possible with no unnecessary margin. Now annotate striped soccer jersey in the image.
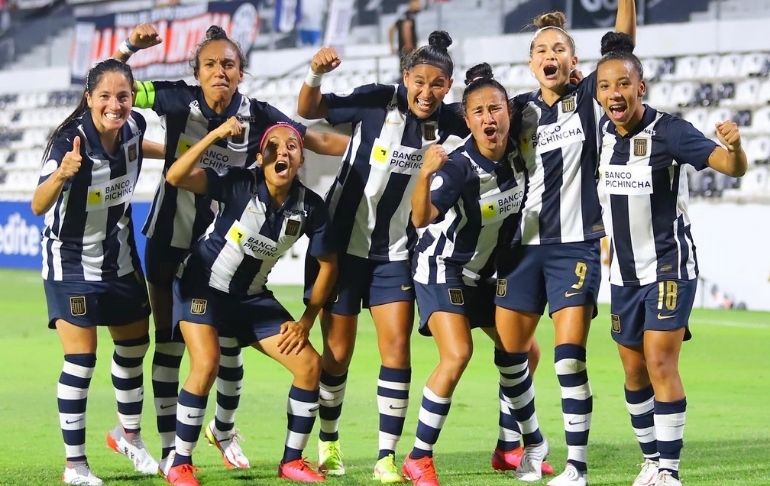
[511,71,606,245]
[181,167,335,296]
[597,106,717,286]
[136,80,306,249]
[322,83,469,261]
[413,138,525,285]
[39,111,146,281]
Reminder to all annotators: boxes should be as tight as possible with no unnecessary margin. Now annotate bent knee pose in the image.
[596,33,747,486]
[162,121,338,485]
[494,4,637,485]
[297,32,470,481]
[32,59,160,485]
[114,24,347,467]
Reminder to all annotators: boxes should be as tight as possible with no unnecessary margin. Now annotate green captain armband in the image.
[134,80,155,108]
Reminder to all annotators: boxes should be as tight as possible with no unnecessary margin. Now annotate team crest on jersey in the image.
[561,96,576,113]
[448,288,464,305]
[634,139,648,156]
[611,314,621,333]
[191,298,207,315]
[422,121,438,141]
[127,143,138,163]
[69,296,87,316]
[496,279,507,297]
[285,219,301,236]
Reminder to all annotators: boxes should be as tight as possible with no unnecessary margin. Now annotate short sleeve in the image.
[662,115,718,171]
[205,167,251,202]
[304,191,336,258]
[134,80,194,116]
[323,83,394,126]
[430,155,469,218]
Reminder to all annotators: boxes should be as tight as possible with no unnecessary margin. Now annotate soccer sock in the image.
[59,353,96,462]
[496,350,543,447]
[555,343,592,473]
[495,349,523,451]
[655,398,686,479]
[625,385,658,460]
[173,388,208,466]
[112,335,150,433]
[214,336,243,439]
[152,330,184,458]
[410,386,451,459]
[283,386,320,463]
[377,366,411,459]
[318,370,347,442]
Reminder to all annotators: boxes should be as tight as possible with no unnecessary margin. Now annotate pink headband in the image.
[259,122,304,153]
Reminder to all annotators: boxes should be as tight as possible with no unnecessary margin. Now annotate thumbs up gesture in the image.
[58,136,83,180]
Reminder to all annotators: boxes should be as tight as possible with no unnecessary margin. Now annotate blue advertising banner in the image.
[0,201,152,271]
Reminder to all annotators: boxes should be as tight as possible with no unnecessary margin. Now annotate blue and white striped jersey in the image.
[180,167,335,296]
[39,111,146,281]
[413,138,525,285]
[511,71,605,245]
[138,81,306,249]
[597,106,716,286]
[322,83,469,261]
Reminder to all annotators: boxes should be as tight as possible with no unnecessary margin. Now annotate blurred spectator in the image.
[297,0,327,46]
[388,0,420,68]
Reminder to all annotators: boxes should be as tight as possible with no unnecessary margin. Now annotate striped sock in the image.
[152,331,184,458]
[497,350,543,446]
[377,366,411,459]
[173,389,208,466]
[318,371,347,442]
[555,344,592,473]
[59,353,96,462]
[625,385,659,460]
[655,398,686,479]
[410,386,451,459]
[495,349,523,450]
[214,336,243,437]
[283,386,320,462]
[112,335,150,433]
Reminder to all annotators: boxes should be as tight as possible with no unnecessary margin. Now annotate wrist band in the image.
[119,39,139,56]
[305,67,324,88]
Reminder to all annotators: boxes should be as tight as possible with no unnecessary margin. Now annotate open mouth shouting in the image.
[274,159,290,177]
[608,101,628,122]
[543,63,559,81]
[483,125,498,142]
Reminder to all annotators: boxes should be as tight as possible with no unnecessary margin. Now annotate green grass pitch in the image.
[0,268,768,485]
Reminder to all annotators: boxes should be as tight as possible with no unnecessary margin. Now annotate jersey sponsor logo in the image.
[369,139,426,175]
[191,298,207,315]
[634,138,648,157]
[226,220,279,259]
[177,134,247,174]
[611,314,621,333]
[496,278,507,297]
[285,219,301,237]
[70,296,87,317]
[600,164,653,195]
[532,113,586,155]
[561,96,576,113]
[86,173,137,211]
[479,186,525,225]
[448,288,464,305]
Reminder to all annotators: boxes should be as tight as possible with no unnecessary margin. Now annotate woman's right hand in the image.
[420,144,449,177]
[58,136,82,181]
[129,23,162,49]
[310,47,342,74]
[213,117,244,140]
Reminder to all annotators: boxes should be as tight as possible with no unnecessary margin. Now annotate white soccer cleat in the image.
[515,439,549,482]
[204,420,250,469]
[62,463,103,486]
[655,470,682,486]
[633,459,659,486]
[158,451,174,480]
[106,426,159,475]
[547,463,587,486]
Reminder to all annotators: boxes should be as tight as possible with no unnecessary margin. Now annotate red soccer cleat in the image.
[278,458,325,483]
[402,455,440,486]
[492,447,554,475]
[165,463,200,486]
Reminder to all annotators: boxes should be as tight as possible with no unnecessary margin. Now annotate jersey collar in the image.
[254,169,301,215]
[464,135,517,177]
[609,104,658,139]
[198,90,244,120]
[81,110,131,161]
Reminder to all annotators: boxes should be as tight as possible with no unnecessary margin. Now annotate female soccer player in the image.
[32,59,162,486]
[114,24,347,468]
[297,31,470,481]
[161,120,338,485]
[596,32,746,486]
[494,3,636,485]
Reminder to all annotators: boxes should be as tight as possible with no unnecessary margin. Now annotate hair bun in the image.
[428,31,452,51]
[600,31,635,56]
[464,62,494,86]
[533,11,566,29]
[205,25,228,41]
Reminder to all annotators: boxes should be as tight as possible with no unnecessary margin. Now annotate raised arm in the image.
[165,117,243,194]
[303,128,350,156]
[32,136,81,216]
[112,23,162,63]
[708,121,748,177]
[297,47,342,120]
[411,145,448,228]
[615,0,637,44]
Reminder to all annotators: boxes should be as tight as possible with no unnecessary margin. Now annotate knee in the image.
[190,353,220,391]
[645,354,678,380]
[439,345,472,380]
[295,352,322,386]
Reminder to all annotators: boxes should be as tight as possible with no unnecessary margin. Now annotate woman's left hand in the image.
[277,320,311,355]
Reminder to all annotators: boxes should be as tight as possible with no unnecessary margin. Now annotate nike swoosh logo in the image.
[308,406,320,412]
[388,404,408,410]
[160,404,175,410]
[235,386,242,391]
[657,313,676,320]
[65,418,83,425]
[568,418,587,426]
[564,291,582,298]
[400,285,413,291]
[187,413,205,419]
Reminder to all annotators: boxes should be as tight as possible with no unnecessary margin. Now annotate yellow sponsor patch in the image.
[371,144,389,165]
[87,190,102,206]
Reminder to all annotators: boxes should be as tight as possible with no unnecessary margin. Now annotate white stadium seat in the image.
[670,82,698,107]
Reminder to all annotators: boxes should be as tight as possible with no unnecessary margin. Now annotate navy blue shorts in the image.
[305,253,414,315]
[144,237,189,287]
[610,279,696,347]
[495,240,601,317]
[173,272,293,347]
[414,279,495,336]
[44,271,150,329]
